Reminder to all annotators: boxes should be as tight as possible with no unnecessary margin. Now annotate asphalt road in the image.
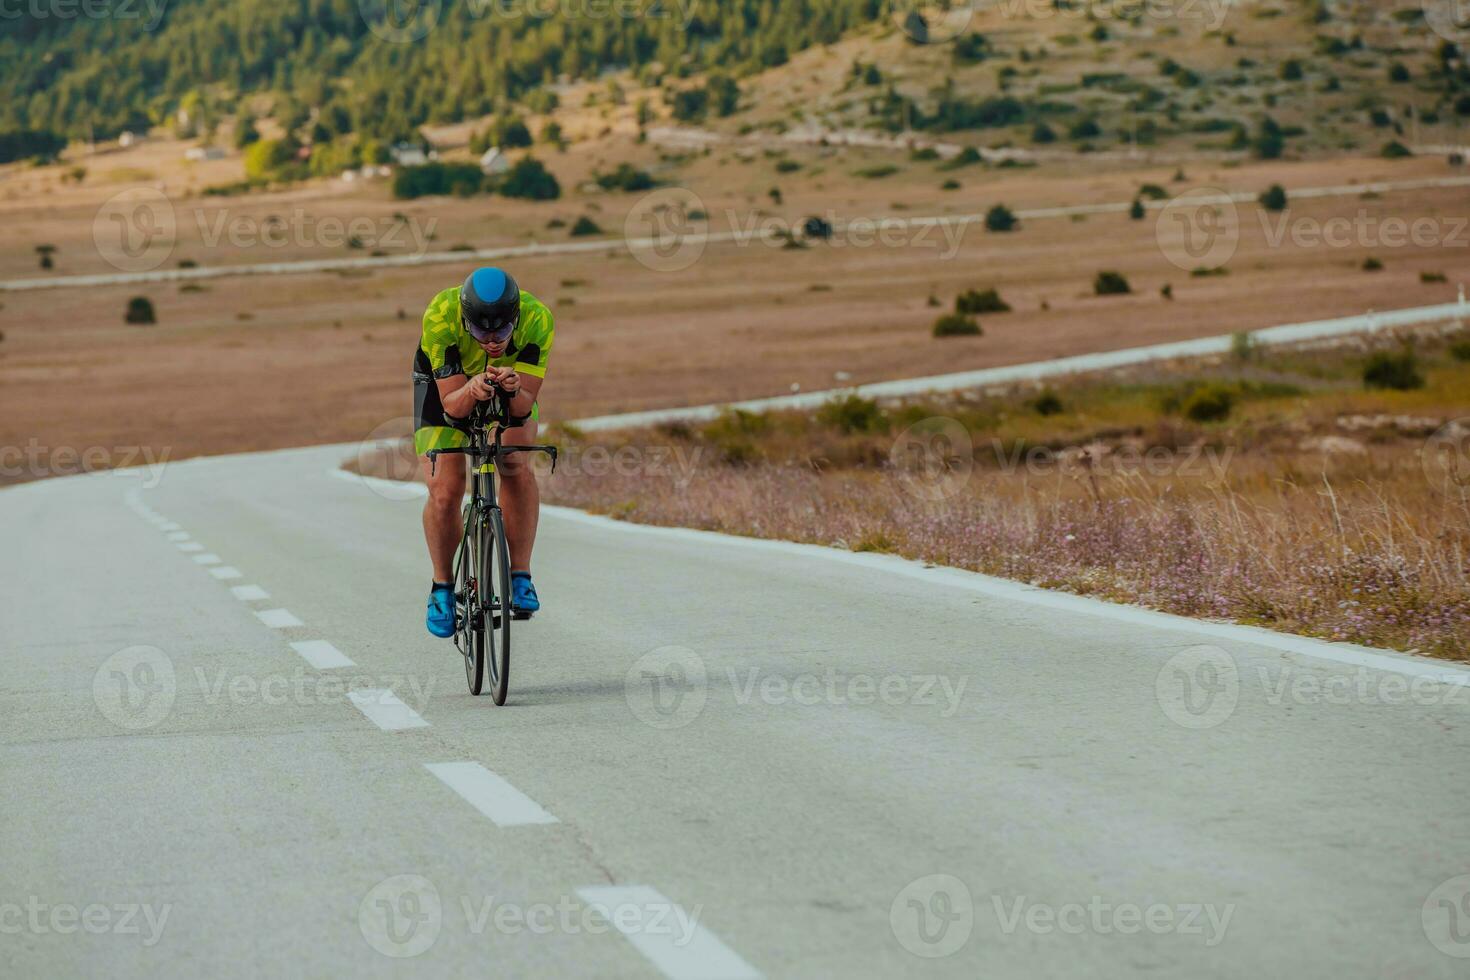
[4,443,1470,978]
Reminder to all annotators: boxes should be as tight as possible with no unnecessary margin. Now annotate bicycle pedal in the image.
[512,609,534,621]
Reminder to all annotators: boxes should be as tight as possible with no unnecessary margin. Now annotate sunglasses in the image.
[464,312,518,345]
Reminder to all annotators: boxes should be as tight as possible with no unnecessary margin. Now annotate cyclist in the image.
[413,267,554,637]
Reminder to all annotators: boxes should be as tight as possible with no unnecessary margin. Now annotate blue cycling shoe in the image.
[426,583,456,638]
[510,572,540,616]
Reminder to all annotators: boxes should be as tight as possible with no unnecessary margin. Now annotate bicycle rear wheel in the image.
[483,508,513,706]
[456,507,486,696]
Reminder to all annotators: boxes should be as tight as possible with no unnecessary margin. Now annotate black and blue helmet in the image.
[460,267,521,344]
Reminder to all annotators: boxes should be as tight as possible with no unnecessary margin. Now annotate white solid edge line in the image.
[576,885,761,980]
[230,584,270,601]
[289,640,355,669]
[325,466,1470,683]
[208,566,243,580]
[255,608,304,629]
[425,762,559,827]
[348,689,429,731]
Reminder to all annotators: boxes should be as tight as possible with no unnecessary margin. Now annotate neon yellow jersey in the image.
[417,286,554,381]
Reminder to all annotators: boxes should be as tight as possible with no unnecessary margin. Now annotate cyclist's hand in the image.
[467,373,497,401]
[490,368,521,395]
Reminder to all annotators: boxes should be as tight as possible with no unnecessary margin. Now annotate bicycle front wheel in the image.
[457,507,486,696]
[483,508,513,706]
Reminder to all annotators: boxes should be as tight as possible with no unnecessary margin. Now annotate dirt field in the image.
[2,132,1467,484]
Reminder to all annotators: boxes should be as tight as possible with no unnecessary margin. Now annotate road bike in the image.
[428,390,557,704]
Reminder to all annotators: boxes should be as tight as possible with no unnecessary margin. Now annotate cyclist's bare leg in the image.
[497,418,541,572]
[422,452,466,582]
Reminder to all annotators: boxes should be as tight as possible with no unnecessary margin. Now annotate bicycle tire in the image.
[485,507,512,706]
[457,505,486,696]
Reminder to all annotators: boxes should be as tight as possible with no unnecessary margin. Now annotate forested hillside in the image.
[0,0,884,141]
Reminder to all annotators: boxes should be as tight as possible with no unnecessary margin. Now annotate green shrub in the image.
[125,296,156,325]
[1363,257,1383,271]
[1259,184,1288,211]
[818,395,887,434]
[933,314,982,337]
[1030,389,1064,415]
[1182,384,1234,422]
[1094,271,1131,295]
[955,288,1011,314]
[775,159,801,173]
[1129,198,1145,220]
[593,163,654,192]
[1381,141,1412,159]
[1449,339,1470,362]
[1362,349,1423,390]
[498,157,561,200]
[910,147,941,162]
[1422,271,1448,284]
[855,164,899,179]
[570,216,602,237]
[392,162,484,199]
[985,204,1018,232]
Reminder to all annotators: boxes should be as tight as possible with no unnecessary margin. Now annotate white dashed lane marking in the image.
[166,531,189,542]
[425,762,559,827]
[209,566,243,580]
[347,689,428,731]
[576,886,761,980]
[255,608,304,629]
[289,640,354,669]
[177,542,204,553]
[192,553,223,566]
[230,585,269,601]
